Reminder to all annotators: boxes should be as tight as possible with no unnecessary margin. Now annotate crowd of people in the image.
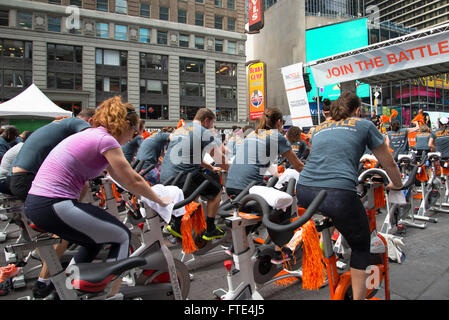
[1,90,448,300]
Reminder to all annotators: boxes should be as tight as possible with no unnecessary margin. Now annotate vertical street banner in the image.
[248,62,265,120]
[281,62,313,128]
[248,0,264,32]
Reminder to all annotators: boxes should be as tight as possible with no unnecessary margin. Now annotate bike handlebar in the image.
[173,179,209,210]
[260,190,327,232]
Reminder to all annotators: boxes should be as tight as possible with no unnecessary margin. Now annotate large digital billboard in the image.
[306,18,370,100]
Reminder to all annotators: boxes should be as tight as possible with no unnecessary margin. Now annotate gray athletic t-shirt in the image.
[135,131,170,168]
[122,135,143,163]
[415,132,431,151]
[431,128,449,159]
[226,129,291,191]
[12,117,90,174]
[160,122,219,182]
[298,117,385,192]
[387,128,409,155]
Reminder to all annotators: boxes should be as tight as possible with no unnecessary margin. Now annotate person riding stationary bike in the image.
[24,97,173,299]
[8,108,95,298]
[225,107,305,264]
[296,92,402,300]
[161,108,229,241]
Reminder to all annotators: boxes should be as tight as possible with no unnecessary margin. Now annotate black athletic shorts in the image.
[296,184,371,270]
[175,171,222,200]
[10,172,35,201]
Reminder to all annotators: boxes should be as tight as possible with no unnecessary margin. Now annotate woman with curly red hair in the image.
[24,96,172,296]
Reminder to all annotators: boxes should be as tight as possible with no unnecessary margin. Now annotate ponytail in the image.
[330,91,361,121]
[255,107,283,134]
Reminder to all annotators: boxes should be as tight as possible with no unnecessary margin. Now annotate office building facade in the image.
[0,0,248,128]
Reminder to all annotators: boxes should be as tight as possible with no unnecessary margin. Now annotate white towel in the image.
[275,168,300,189]
[389,190,406,205]
[140,184,186,223]
[104,175,185,224]
[249,186,293,212]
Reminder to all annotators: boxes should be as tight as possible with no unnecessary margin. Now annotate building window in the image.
[195,36,204,49]
[4,70,32,88]
[0,10,9,26]
[48,44,82,63]
[139,28,150,43]
[49,0,61,4]
[227,41,236,54]
[115,24,127,40]
[140,53,168,70]
[195,12,204,26]
[228,17,235,31]
[115,0,127,14]
[17,12,32,29]
[140,104,168,120]
[216,85,236,99]
[215,39,223,52]
[180,106,201,120]
[96,76,127,93]
[214,15,223,29]
[96,0,108,11]
[140,3,150,17]
[140,79,168,95]
[178,9,187,23]
[179,34,189,47]
[215,0,222,8]
[157,31,167,45]
[180,58,204,73]
[216,107,237,122]
[195,0,204,3]
[96,49,127,66]
[70,0,82,7]
[47,73,82,90]
[227,0,235,10]
[96,22,109,38]
[159,7,169,20]
[215,61,236,76]
[47,16,61,32]
[2,40,32,59]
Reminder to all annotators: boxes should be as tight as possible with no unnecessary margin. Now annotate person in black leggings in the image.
[296,92,402,300]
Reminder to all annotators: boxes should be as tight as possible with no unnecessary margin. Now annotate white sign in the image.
[281,62,313,128]
[310,31,449,87]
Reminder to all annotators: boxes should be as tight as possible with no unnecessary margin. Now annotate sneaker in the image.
[32,281,55,299]
[270,248,293,265]
[166,219,182,239]
[0,264,21,281]
[202,226,226,241]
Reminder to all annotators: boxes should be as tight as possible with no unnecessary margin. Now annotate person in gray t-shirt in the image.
[226,109,304,194]
[414,125,431,155]
[297,92,402,300]
[386,120,419,157]
[121,120,145,163]
[429,117,449,159]
[135,128,173,169]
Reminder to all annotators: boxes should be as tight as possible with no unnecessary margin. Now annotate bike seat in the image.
[428,152,442,161]
[67,256,147,293]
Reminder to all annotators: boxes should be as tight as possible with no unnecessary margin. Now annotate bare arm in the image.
[428,137,435,151]
[282,149,304,173]
[103,148,171,206]
[408,122,420,133]
[371,142,402,189]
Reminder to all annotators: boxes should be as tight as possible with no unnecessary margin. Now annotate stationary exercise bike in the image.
[380,152,437,234]
[6,179,194,300]
[213,178,323,300]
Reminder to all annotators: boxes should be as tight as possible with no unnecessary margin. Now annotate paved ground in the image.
[1,203,449,300]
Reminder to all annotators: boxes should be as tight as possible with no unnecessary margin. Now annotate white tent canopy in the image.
[0,84,72,118]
